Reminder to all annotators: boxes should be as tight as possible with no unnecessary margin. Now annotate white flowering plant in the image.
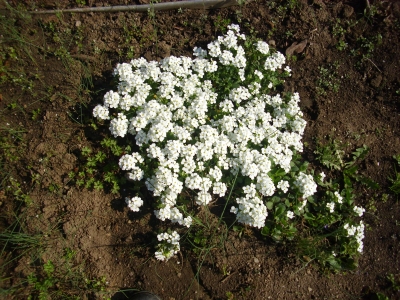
[92,24,369,270]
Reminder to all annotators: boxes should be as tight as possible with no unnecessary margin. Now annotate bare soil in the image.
[1,0,400,299]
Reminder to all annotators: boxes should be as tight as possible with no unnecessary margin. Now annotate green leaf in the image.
[343,174,352,189]
[81,146,92,157]
[266,201,274,210]
[344,164,358,176]
[299,161,309,172]
[271,228,282,241]
[27,273,37,284]
[275,203,285,218]
[233,225,243,232]
[271,196,280,203]
[327,257,342,271]
[358,176,379,189]
[86,157,97,167]
[261,226,270,236]
[95,151,106,163]
[94,181,104,191]
[303,213,315,220]
[244,177,252,186]
[43,260,54,276]
[374,293,390,300]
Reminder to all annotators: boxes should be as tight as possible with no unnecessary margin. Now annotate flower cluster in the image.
[344,221,365,253]
[94,24,366,264]
[125,196,143,212]
[155,231,180,261]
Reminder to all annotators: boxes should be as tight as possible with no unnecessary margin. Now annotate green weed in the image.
[350,34,382,68]
[76,0,86,5]
[314,138,379,190]
[0,126,26,163]
[389,155,400,196]
[68,139,128,194]
[213,16,231,34]
[387,273,400,292]
[26,252,109,299]
[31,108,41,121]
[316,64,340,95]
[336,40,348,51]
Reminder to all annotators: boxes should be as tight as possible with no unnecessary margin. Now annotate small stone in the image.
[254,257,260,264]
[268,40,276,48]
[308,287,313,292]
[342,5,354,18]
[75,20,81,27]
[286,40,308,56]
[371,75,382,88]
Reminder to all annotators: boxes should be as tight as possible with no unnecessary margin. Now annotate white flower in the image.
[120,153,144,170]
[344,223,357,236]
[125,196,143,212]
[320,172,326,182]
[234,196,268,228]
[255,41,270,55]
[103,91,120,108]
[277,180,289,193]
[294,172,317,199]
[230,206,238,214]
[287,211,294,219]
[155,231,180,261]
[326,202,335,213]
[212,182,227,197]
[353,205,365,217]
[109,113,129,137]
[334,191,343,203]
[93,105,110,120]
[227,23,240,33]
[254,70,264,79]
[264,52,286,71]
[193,46,207,58]
[196,191,212,206]
[182,216,192,228]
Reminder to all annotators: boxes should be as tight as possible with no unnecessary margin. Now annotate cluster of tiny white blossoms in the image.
[155,231,180,261]
[353,205,365,217]
[344,222,365,253]
[125,196,143,212]
[93,24,340,260]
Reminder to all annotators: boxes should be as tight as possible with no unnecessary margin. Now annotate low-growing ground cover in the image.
[1,0,399,299]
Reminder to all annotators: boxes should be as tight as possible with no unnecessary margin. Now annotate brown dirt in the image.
[1,0,400,299]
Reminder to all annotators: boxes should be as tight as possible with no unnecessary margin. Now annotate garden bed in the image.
[0,0,399,299]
